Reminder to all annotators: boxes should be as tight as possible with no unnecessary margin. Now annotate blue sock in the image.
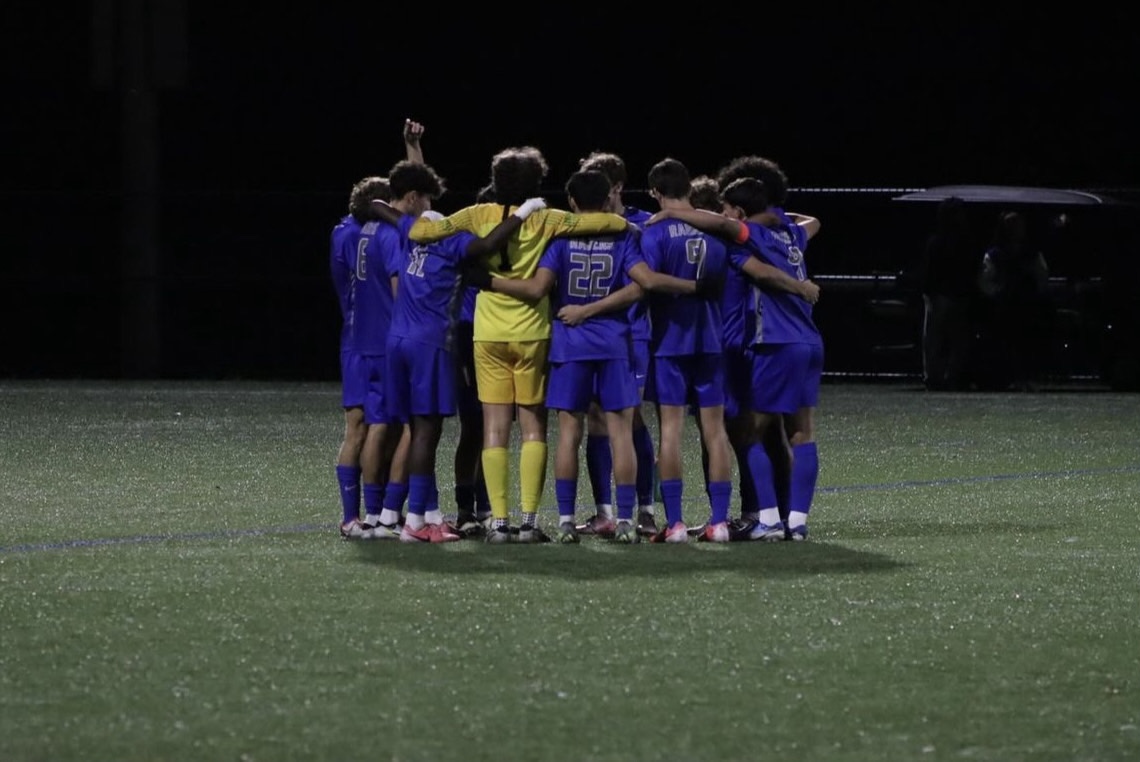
[733,443,757,515]
[746,443,778,510]
[708,481,731,525]
[660,479,683,527]
[407,475,430,517]
[336,465,361,524]
[633,425,655,505]
[363,483,383,517]
[615,484,636,522]
[790,442,819,515]
[455,484,475,514]
[556,478,577,523]
[586,435,613,508]
[383,481,408,513]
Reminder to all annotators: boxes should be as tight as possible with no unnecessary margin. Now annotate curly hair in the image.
[348,176,391,223]
[688,175,722,212]
[490,146,549,206]
[578,151,628,188]
[715,155,788,207]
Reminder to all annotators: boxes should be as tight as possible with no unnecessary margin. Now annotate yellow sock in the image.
[519,441,548,514]
[481,447,510,520]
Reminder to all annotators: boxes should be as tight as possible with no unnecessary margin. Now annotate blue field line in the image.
[2,465,1137,555]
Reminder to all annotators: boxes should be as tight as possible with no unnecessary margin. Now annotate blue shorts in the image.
[547,358,640,413]
[631,339,651,392]
[749,342,824,414]
[653,353,725,408]
[453,321,481,419]
[361,353,395,425]
[340,349,367,409]
[385,337,457,419]
[722,346,751,420]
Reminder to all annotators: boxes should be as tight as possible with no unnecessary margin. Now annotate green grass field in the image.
[2,381,1138,762]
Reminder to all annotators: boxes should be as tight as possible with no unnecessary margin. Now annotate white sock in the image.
[425,509,443,525]
[364,513,382,526]
[379,509,401,526]
[406,513,425,530]
[560,513,576,526]
[788,510,809,529]
[597,503,614,519]
[759,508,781,526]
[638,504,655,516]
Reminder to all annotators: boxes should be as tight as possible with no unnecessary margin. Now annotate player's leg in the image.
[336,350,368,538]
[631,339,657,534]
[453,321,486,535]
[547,360,592,542]
[583,402,613,526]
[378,344,411,533]
[650,356,692,542]
[514,340,551,542]
[691,353,731,542]
[782,342,823,541]
[598,357,640,542]
[742,345,801,541]
[474,340,516,542]
[359,354,400,539]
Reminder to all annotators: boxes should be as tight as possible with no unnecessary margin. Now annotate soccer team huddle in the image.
[330,120,824,546]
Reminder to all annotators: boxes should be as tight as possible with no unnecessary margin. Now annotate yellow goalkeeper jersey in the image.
[408,204,629,342]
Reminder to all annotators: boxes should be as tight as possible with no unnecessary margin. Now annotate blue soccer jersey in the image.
[623,206,653,343]
[539,231,641,363]
[352,219,403,356]
[639,219,727,356]
[389,216,476,351]
[330,214,362,352]
[736,212,822,347]
[721,243,754,353]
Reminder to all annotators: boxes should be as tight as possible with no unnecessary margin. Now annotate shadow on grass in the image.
[349,537,908,581]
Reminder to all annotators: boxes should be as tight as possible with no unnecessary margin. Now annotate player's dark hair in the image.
[564,170,611,212]
[647,157,690,200]
[490,146,549,206]
[578,151,627,187]
[715,155,788,207]
[387,160,446,200]
[689,175,722,212]
[348,176,391,223]
[722,177,770,217]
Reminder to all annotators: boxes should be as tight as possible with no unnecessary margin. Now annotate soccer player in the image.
[330,120,424,540]
[574,151,659,537]
[480,170,702,544]
[393,146,633,544]
[638,158,735,543]
[649,174,823,541]
[379,160,545,542]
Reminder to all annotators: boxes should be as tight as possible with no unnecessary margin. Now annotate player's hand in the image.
[645,210,671,226]
[513,197,547,220]
[557,304,590,326]
[461,264,493,290]
[694,273,724,301]
[799,279,820,304]
[404,119,424,145]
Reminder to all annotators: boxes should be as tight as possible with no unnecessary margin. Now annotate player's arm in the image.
[786,212,821,241]
[646,208,749,245]
[403,119,424,164]
[556,282,643,326]
[538,208,632,238]
[625,261,697,295]
[486,267,556,303]
[463,198,546,258]
[738,256,820,304]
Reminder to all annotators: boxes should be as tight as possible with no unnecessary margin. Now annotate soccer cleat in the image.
[576,514,617,537]
[650,521,690,544]
[699,522,730,543]
[400,522,462,543]
[636,510,658,537]
[455,511,485,538]
[686,522,706,537]
[434,522,463,542]
[613,521,640,544]
[556,522,580,544]
[340,518,367,540]
[362,520,401,540]
[517,524,552,544]
[485,525,513,544]
[748,520,787,542]
[787,524,809,542]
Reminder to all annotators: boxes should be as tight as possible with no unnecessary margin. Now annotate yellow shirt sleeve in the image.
[532,209,629,239]
[408,204,501,242]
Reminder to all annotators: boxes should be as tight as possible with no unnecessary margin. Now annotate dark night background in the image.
[4,3,1139,383]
